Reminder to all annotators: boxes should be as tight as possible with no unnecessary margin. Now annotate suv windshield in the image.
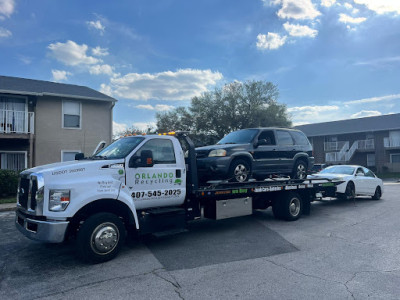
[217,129,258,145]
[93,137,144,159]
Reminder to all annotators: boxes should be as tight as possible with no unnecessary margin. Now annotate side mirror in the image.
[129,150,154,168]
[75,153,84,160]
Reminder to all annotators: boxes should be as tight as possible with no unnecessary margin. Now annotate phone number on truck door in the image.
[131,189,182,199]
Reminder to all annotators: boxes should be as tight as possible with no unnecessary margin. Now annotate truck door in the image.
[125,138,186,210]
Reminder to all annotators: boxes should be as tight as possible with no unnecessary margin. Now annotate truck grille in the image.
[18,177,38,211]
[18,178,30,209]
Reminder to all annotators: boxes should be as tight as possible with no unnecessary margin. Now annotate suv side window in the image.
[291,131,310,145]
[136,139,176,164]
[276,130,294,146]
[258,130,276,145]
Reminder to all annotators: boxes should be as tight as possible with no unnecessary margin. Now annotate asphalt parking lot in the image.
[1,182,400,300]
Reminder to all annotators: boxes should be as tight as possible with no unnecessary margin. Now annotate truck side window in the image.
[276,130,294,146]
[136,139,176,164]
[258,130,276,145]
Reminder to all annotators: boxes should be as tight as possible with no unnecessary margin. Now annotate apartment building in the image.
[0,75,116,171]
[296,113,400,172]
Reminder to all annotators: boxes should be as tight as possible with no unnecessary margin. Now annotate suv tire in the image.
[229,159,251,183]
[292,160,307,180]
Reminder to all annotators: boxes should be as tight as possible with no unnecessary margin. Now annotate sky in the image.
[1,0,400,135]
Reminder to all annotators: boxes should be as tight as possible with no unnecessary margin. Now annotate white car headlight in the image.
[49,189,70,212]
[209,149,227,157]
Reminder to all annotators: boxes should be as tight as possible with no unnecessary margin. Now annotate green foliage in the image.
[0,169,19,196]
[156,80,291,145]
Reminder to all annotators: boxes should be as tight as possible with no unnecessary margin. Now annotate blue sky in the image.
[1,0,400,134]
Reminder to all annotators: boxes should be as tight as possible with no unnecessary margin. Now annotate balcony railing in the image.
[0,110,34,134]
[384,137,400,148]
[324,141,348,151]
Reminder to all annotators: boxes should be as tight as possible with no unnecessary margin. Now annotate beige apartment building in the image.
[0,75,116,171]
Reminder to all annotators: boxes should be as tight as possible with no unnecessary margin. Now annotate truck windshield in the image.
[93,137,145,159]
[217,129,258,145]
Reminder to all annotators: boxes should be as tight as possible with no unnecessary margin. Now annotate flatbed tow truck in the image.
[15,132,339,263]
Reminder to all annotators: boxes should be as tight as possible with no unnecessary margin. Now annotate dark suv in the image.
[196,128,314,182]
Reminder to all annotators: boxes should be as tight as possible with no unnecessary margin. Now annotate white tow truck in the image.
[15,132,338,263]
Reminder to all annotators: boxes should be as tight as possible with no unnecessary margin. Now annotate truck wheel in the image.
[229,159,251,183]
[76,212,126,263]
[292,160,307,180]
[372,186,382,200]
[280,192,303,221]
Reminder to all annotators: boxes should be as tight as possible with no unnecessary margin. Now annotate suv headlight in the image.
[49,189,70,212]
[208,149,227,157]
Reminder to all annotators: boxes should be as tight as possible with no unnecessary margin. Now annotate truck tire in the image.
[229,159,251,183]
[76,212,126,263]
[291,160,307,180]
[276,192,303,221]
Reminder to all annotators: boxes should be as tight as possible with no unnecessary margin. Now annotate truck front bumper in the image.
[15,210,69,243]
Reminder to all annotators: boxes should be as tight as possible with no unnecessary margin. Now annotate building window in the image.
[390,153,400,163]
[0,152,27,171]
[62,151,81,162]
[63,101,81,129]
[367,154,375,167]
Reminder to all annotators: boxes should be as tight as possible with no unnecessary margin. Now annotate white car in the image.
[308,165,383,200]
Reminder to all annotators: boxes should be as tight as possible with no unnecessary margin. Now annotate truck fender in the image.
[117,188,139,229]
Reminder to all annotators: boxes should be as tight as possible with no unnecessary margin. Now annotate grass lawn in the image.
[376,172,400,179]
[0,195,17,204]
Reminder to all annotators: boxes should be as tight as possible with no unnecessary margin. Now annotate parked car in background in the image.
[195,128,314,182]
[311,163,327,173]
[308,165,383,200]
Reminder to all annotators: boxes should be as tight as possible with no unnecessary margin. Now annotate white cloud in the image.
[345,93,400,105]
[113,121,128,136]
[257,33,287,50]
[92,47,109,57]
[339,13,367,24]
[0,26,11,37]
[103,69,223,101]
[89,64,114,75]
[132,122,157,131]
[87,20,105,34]
[344,3,353,10]
[0,0,15,19]
[272,0,321,20]
[283,22,318,37]
[136,104,174,111]
[321,0,336,7]
[48,40,101,66]
[350,110,382,118]
[354,0,400,15]
[289,105,340,125]
[100,83,113,96]
[51,70,72,82]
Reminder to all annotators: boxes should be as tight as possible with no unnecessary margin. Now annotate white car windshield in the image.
[320,166,355,175]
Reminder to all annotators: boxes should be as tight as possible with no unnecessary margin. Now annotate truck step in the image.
[152,228,188,238]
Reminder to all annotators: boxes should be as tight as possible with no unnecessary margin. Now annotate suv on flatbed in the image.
[196,128,314,182]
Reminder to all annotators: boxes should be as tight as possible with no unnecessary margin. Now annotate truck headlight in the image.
[209,149,227,157]
[49,189,70,212]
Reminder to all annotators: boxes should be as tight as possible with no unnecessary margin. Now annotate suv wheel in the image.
[292,160,307,180]
[229,159,251,182]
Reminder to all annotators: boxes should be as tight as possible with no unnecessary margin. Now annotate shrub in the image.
[0,170,19,197]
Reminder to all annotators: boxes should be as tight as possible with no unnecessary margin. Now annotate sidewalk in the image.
[0,202,16,212]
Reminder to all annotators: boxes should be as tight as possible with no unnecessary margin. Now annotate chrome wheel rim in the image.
[289,198,301,216]
[234,164,248,182]
[90,222,119,255]
[297,164,306,179]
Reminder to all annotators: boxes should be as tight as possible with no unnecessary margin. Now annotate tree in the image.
[156,80,291,145]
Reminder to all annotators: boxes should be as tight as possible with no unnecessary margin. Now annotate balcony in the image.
[384,137,400,149]
[324,141,348,151]
[0,110,34,135]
